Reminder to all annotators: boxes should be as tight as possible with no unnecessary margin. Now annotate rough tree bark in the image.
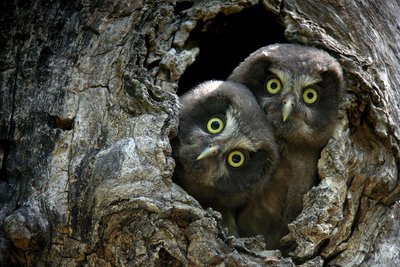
[0,0,399,266]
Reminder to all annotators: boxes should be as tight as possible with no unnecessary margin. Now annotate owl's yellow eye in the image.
[206,117,224,134]
[303,88,318,104]
[265,78,282,95]
[227,151,246,168]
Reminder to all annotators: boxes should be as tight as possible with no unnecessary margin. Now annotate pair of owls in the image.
[173,44,344,249]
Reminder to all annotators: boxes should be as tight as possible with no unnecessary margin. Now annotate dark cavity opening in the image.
[0,139,11,182]
[49,115,75,131]
[177,5,285,95]
[174,1,194,15]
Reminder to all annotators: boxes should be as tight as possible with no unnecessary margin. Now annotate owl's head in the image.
[228,44,344,147]
[173,80,278,210]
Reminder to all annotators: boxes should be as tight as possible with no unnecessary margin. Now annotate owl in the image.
[228,44,344,248]
[172,80,279,235]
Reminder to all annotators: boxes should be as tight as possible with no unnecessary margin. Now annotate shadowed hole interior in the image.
[178,5,286,95]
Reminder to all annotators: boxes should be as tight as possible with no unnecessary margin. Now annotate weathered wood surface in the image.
[0,0,399,266]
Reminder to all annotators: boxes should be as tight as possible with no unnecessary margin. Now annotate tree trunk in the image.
[1,0,399,266]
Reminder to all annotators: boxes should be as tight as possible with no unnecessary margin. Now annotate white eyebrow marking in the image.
[269,67,322,95]
[269,67,292,95]
[220,108,257,152]
[296,75,321,89]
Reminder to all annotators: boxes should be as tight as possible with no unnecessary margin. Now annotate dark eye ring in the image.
[303,88,318,104]
[206,117,224,134]
[227,150,246,168]
[265,78,282,95]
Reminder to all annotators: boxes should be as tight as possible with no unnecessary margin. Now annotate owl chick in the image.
[228,44,344,248]
[172,80,279,235]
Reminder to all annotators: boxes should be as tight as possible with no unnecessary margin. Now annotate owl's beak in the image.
[197,145,220,160]
[282,98,293,122]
